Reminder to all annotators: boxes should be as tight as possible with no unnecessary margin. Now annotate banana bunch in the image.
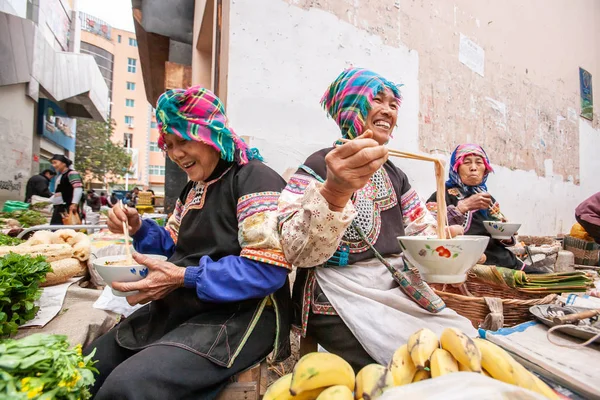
[264,327,558,400]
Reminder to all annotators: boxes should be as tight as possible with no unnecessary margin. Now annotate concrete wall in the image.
[0,83,35,204]
[226,0,600,236]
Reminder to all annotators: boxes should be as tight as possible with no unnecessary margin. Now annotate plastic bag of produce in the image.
[379,372,547,400]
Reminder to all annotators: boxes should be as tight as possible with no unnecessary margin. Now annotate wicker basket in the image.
[563,235,600,266]
[434,290,557,328]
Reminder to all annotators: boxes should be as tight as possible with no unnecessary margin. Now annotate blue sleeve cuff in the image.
[132,218,152,241]
[184,266,202,288]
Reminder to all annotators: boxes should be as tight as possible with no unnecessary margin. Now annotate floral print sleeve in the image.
[277,175,356,268]
[400,188,438,236]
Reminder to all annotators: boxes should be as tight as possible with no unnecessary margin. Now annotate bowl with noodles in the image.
[397,235,489,283]
[93,254,167,296]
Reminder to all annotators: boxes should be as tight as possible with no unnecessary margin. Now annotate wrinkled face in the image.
[458,154,486,186]
[163,135,220,182]
[364,87,399,145]
[51,160,67,172]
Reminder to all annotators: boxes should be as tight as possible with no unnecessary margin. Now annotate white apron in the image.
[315,255,478,365]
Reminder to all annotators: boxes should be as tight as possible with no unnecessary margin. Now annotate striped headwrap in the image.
[321,68,403,139]
[446,143,494,194]
[156,86,262,165]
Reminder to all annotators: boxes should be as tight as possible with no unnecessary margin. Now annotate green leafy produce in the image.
[0,210,47,228]
[0,334,97,399]
[0,234,23,246]
[29,202,51,211]
[0,254,52,336]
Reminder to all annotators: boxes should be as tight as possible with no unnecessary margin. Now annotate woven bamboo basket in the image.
[563,235,600,266]
[433,290,557,328]
[431,274,551,301]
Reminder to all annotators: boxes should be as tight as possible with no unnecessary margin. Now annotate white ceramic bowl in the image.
[93,254,167,297]
[483,221,521,240]
[397,235,489,283]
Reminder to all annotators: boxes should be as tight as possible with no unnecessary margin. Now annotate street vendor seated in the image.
[277,68,476,371]
[84,86,292,399]
[426,144,522,270]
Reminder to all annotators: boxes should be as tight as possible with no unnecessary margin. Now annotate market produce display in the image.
[0,334,97,399]
[264,327,559,400]
[0,210,47,229]
[0,253,51,336]
[0,234,23,246]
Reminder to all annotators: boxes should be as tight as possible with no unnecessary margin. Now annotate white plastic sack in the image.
[93,285,145,317]
[378,372,547,400]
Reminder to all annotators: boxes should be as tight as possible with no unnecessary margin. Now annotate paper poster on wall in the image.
[579,67,593,121]
[459,33,485,77]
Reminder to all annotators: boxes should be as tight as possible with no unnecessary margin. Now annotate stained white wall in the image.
[227,0,600,236]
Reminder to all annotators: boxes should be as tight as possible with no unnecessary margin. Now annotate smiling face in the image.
[163,135,221,182]
[458,154,487,186]
[364,87,399,145]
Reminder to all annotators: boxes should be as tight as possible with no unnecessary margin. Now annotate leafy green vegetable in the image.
[0,254,52,337]
[0,234,23,246]
[0,210,47,228]
[0,334,97,399]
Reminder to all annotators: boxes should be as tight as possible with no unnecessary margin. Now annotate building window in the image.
[117,35,121,43]
[127,58,136,73]
[150,121,157,129]
[124,116,134,125]
[126,99,135,107]
[149,141,161,152]
[124,133,133,148]
[149,165,165,176]
[129,38,137,47]
[126,81,136,90]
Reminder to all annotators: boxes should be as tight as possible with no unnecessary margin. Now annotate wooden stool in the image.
[217,362,269,400]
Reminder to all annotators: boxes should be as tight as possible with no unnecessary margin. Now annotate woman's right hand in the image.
[321,130,388,211]
[457,193,492,213]
[107,204,142,235]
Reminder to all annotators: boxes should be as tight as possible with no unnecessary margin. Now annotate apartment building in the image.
[79,12,164,193]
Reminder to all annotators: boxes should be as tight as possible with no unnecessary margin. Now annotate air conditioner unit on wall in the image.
[128,124,134,129]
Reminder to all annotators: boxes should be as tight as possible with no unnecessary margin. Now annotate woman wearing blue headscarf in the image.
[427,144,522,270]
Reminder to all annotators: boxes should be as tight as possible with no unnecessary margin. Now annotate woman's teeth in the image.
[375,121,391,129]
[182,162,196,169]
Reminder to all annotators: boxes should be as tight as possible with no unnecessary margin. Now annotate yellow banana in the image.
[407,328,439,369]
[290,352,355,396]
[481,369,491,377]
[440,328,482,372]
[458,362,472,372]
[388,344,417,386]
[316,385,354,400]
[429,348,459,378]
[474,338,531,387]
[354,364,394,400]
[530,373,560,400]
[412,369,431,382]
[264,374,325,400]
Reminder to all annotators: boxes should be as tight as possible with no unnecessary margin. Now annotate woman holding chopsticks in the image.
[277,67,476,371]
[84,87,292,399]
[426,144,522,270]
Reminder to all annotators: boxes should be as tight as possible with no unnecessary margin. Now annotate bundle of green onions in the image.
[470,265,595,293]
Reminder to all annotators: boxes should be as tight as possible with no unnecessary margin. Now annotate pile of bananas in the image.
[265,327,559,400]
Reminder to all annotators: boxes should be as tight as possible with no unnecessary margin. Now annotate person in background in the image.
[575,192,600,244]
[86,190,102,212]
[100,191,108,207]
[49,155,83,225]
[130,187,140,207]
[148,189,156,206]
[24,169,55,202]
[123,193,133,207]
[108,192,119,208]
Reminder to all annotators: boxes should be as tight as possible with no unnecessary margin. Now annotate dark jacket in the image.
[25,174,52,202]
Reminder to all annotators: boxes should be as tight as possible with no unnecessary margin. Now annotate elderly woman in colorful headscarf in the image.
[426,144,522,270]
[277,68,476,371]
[84,86,292,399]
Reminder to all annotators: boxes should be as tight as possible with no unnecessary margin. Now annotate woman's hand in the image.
[111,253,185,305]
[107,203,142,235]
[69,203,78,213]
[321,130,388,211]
[456,193,492,213]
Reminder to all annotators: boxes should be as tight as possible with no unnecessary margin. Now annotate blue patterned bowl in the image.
[483,221,521,240]
[93,254,167,297]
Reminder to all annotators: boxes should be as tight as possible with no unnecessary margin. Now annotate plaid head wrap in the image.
[156,86,262,165]
[321,68,403,139]
[446,143,494,194]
